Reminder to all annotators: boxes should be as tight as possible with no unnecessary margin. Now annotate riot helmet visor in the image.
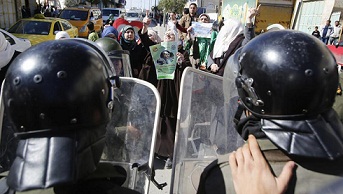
[108,50,132,77]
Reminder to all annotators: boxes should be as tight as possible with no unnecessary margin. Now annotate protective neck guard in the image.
[7,127,106,191]
[261,109,343,160]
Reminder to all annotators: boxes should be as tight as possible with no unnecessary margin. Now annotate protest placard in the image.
[149,41,178,79]
[192,22,213,38]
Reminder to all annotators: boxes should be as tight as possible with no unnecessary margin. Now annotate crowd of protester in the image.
[80,3,260,169]
[4,2,343,193]
[84,3,260,169]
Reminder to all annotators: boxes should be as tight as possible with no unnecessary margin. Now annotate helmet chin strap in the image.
[234,103,266,140]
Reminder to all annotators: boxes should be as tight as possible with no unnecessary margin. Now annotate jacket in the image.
[197,139,343,194]
[178,14,198,41]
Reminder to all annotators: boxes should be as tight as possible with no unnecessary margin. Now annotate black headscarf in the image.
[119,25,137,50]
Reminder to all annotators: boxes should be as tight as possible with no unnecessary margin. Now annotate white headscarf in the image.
[212,19,244,58]
[55,31,70,40]
[266,24,285,31]
[0,32,14,68]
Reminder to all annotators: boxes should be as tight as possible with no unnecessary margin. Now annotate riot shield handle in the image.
[131,162,167,190]
[132,162,149,172]
[149,168,167,190]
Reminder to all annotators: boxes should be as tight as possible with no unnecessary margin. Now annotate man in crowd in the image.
[321,20,333,44]
[330,20,341,45]
[178,3,198,43]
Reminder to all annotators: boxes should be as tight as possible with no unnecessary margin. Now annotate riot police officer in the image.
[198,30,343,194]
[0,39,139,194]
[95,37,132,77]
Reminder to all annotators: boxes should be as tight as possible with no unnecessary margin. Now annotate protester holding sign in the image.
[185,13,217,70]
[138,15,192,169]
[207,5,260,76]
[150,41,178,79]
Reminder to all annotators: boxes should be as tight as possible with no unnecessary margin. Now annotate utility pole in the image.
[154,0,157,19]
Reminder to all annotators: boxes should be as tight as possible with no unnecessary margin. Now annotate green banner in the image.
[221,0,256,23]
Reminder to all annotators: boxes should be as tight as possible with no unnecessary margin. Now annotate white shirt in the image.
[331,25,341,38]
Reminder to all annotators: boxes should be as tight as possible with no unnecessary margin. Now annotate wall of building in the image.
[0,0,21,29]
[292,0,343,34]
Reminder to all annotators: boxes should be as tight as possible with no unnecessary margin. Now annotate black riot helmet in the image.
[236,30,338,119]
[228,30,343,159]
[96,37,132,77]
[3,39,116,191]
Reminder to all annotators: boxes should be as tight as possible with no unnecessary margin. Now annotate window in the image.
[60,10,88,21]
[0,32,15,45]
[127,12,139,17]
[103,10,120,17]
[9,21,51,35]
[53,22,62,33]
[61,21,72,31]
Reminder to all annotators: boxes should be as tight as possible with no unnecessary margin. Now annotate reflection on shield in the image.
[170,68,244,194]
[101,77,161,194]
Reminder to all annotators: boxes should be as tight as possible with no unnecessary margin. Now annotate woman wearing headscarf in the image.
[102,26,119,41]
[119,25,149,78]
[183,13,217,70]
[207,6,260,76]
[138,17,192,169]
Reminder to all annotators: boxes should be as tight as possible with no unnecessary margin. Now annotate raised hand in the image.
[248,4,261,19]
[142,16,151,27]
[229,135,295,194]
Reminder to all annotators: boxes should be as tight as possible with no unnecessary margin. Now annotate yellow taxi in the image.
[58,6,103,38]
[8,14,78,45]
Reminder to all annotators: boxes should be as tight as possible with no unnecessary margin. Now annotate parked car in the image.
[0,29,31,52]
[8,14,78,45]
[59,6,103,38]
[126,11,142,22]
[328,41,343,123]
[327,41,343,66]
[102,8,126,25]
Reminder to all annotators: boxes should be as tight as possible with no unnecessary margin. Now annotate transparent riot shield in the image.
[0,80,5,142]
[0,79,18,173]
[170,68,244,194]
[101,77,161,194]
